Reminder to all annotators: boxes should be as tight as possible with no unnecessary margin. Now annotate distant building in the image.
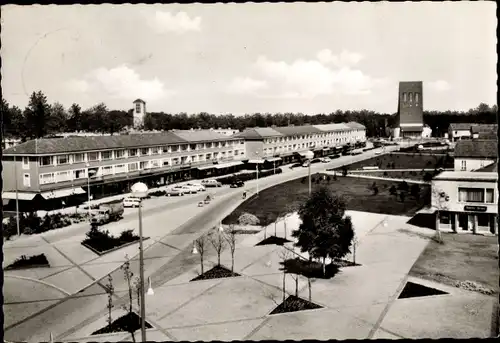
[132,99,146,129]
[454,139,498,171]
[432,171,497,235]
[392,81,424,139]
[2,137,22,150]
[212,128,240,136]
[448,123,497,142]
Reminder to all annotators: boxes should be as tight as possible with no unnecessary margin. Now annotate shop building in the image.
[432,171,498,235]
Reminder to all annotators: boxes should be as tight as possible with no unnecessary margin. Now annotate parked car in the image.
[302,160,310,167]
[201,179,222,187]
[320,157,331,163]
[290,162,302,169]
[375,150,382,155]
[166,187,185,196]
[230,180,245,188]
[123,197,141,208]
[186,182,206,192]
[90,200,124,226]
[198,201,204,207]
[311,158,321,164]
[179,185,198,194]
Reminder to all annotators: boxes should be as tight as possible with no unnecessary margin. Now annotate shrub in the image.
[423,172,433,182]
[6,253,50,269]
[383,171,388,176]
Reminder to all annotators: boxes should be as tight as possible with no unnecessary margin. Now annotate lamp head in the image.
[131,182,148,198]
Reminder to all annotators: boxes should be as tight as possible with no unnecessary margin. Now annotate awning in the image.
[41,187,86,200]
[248,160,265,164]
[197,165,217,171]
[265,157,282,162]
[2,192,37,201]
[298,152,307,157]
[322,147,330,150]
[214,161,244,169]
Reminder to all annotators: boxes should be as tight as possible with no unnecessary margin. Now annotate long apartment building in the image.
[2,130,246,210]
[234,122,366,164]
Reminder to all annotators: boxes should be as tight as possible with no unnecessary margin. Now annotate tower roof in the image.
[133,99,146,104]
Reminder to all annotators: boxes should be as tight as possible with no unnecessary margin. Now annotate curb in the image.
[4,274,71,297]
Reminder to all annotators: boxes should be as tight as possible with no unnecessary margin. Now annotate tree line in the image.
[1,90,497,141]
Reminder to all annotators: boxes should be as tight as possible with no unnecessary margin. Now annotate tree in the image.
[194,234,208,274]
[431,187,451,240]
[104,274,114,328]
[410,184,421,199]
[121,255,136,342]
[208,229,227,266]
[24,91,51,138]
[225,225,237,272]
[47,102,68,134]
[238,212,260,226]
[327,175,331,183]
[293,187,355,276]
[67,103,82,132]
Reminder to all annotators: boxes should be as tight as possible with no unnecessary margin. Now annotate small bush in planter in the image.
[6,254,50,270]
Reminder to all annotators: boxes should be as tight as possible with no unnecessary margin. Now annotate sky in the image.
[1,2,497,116]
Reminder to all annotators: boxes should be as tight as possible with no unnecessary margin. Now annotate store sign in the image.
[464,205,487,212]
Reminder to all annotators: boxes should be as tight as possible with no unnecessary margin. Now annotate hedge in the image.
[216,168,283,185]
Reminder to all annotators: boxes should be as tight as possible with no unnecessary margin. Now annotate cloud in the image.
[428,80,451,92]
[68,65,174,102]
[227,77,269,94]
[242,52,385,99]
[149,11,201,34]
[316,49,363,67]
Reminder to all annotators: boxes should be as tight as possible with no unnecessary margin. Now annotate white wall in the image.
[432,179,498,214]
[454,158,496,171]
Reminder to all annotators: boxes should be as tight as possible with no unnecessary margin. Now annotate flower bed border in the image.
[81,237,150,256]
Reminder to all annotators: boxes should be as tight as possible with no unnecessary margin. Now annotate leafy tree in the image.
[194,235,208,274]
[24,91,51,138]
[67,103,83,132]
[104,274,114,327]
[46,102,68,134]
[293,187,355,276]
[208,229,227,266]
[237,212,260,226]
[410,184,421,199]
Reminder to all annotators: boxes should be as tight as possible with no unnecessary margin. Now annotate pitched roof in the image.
[273,125,322,136]
[470,124,497,134]
[449,123,472,131]
[3,132,188,155]
[454,139,498,159]
[475,162,498,173]
[477,132,498,140]
[313,123,351,131]
[171,129,238,143]
[232,127,284,139]
[433,171,497,182]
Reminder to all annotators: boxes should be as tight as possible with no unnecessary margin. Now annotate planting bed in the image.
[81,228,142,255]
[398,281,448,299]
[256,236,292,246]
[223,175,430,227]
[190,265,241,281]
[281,258,358,279]
[92,312,153,335]
[269,295,323,314]
[5,254,50,270]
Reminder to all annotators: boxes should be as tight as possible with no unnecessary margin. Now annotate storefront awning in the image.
[297,152,307,157]
[214,161,244,169]
[248,159,265,164]
[322,147,330,150]
[41,187,86,200]
[197,165,217,171]
[2,192,37,201]
[265,157,282,162]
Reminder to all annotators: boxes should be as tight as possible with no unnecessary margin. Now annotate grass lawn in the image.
[336,152,454,171]
[410,233,499,295]
[223,175,430,227]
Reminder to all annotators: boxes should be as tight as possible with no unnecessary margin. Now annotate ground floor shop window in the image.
[439,211,450,225]
[477,213,490,227]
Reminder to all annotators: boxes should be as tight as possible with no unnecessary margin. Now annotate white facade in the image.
[454,157,496,172]
[432,171,498,234]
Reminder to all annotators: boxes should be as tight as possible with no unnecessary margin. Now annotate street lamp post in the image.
[255,151,260,195]
[131,182,149,342]
[304,151,314,196]
[14,155,20,236]
[86,163,92,220]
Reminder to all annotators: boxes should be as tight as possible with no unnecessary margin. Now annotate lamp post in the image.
[86,163,93,221]
[255,151,260,195]
[304,151,314,195]
[131,182,148,342]
[14,155,20,236]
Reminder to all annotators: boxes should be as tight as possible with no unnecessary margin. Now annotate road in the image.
[4,146,400,342]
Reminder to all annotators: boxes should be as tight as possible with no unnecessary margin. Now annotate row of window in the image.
[263,131,364,144]
[38,152,243,185]
[262,137,361,155]
[38,145,244,167]
[264,136,363,147]
[459,159,488,171]
[457,187,495,204]
[402,92,420,105]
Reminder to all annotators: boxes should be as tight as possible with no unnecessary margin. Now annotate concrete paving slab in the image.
[158,276,280,328]
[43,267,95,294]
[160,233,200,250]
[372,328,404,339]
[131,329,173,342]
[4,300,61,329]
[251,273,309,298]
[65,333,130,343]
[80,262,124,282]
[380,292,496,338]
[168,318,266,341]
[297,267,406,309]
[62,308,132,340]
[3,245,74,268]
[5,266,72,280]
[336,303,388,326]
[4,234,51,249]
[52,241,99,265]
[4,276,68,303]
[144,279,223,321]
[131,241,179,260]
[209,246,281,274]
[239,246,285,276]
[248,308,374,340]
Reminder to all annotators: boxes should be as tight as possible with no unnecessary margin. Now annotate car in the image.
[311,158,321,164]
[230,180,245,188]
[123,197,141,208]
[179,185,198,194]
[290,162,302,169]
[166,187,185,196]
[320,157,331,163]
[201,179,222,187]
[186,182,206,192]
[302,161,310,167]
[375,151,381,155]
